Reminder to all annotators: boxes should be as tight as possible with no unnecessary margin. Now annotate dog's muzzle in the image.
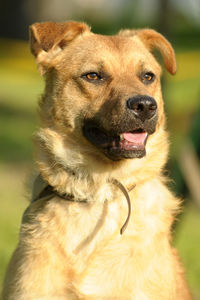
[83,95,158,161]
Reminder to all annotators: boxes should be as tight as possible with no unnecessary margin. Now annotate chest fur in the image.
[74,233,176,299]
[26,179,177,299]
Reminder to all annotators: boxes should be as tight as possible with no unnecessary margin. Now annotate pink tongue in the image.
[122,132,147,144]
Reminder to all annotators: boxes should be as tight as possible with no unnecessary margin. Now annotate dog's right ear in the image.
[119,29,176,75]
[29,21,90,73]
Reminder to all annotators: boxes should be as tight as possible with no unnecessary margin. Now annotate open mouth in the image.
[119,131,148,151]
[83,122,149,160]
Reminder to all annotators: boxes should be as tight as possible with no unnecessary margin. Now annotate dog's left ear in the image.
[137,29,176,75]
[119,29,176,75]
[29,21,90,73]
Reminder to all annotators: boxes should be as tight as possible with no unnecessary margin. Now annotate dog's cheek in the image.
[157,98,166,129]
[49,85,93,132]
[149,81,165,129]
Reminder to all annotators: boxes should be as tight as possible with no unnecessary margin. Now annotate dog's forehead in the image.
[82,33,141,49]
[80,34,149,58]
[63,33,159,71]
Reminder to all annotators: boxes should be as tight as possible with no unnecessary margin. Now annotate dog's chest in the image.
[76,233,176,299]
[69,205,176,299]
[44,185,176,299]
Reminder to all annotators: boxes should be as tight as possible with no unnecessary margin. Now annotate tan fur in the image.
[2,22,191,300]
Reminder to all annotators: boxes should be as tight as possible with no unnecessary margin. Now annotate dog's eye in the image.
[86,73,99,80]
[142,72,155,84]
[82,72,102,82]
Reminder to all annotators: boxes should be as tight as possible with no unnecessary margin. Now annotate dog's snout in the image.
[127,96,157,121]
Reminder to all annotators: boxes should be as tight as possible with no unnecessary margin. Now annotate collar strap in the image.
[108,178,135,234]
[32,175,135,234]
[32,174,87,203]
[33,183,87,203]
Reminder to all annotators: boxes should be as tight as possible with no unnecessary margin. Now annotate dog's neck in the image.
[32,172,135,235]
[34,126,168,203]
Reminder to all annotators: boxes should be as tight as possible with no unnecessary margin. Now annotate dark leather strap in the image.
[33,184,87,203]
[109,178,135,235]
[32,175,135,234]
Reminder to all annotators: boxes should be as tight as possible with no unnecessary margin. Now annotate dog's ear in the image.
[30,21,90,57]
[119,29,176,75]
[137,29,176,75]
[29,21,90,73]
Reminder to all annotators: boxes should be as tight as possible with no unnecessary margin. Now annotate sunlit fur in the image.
[2,22,191,300]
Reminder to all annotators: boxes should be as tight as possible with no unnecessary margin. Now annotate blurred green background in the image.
[0,0,200,298]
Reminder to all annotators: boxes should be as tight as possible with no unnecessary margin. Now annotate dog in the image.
[2,21,191,300]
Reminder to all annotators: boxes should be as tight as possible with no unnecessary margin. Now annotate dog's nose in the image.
[126,96,157,121]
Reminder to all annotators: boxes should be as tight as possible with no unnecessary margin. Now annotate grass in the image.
[0,165,28,286]
[0,39,200,298]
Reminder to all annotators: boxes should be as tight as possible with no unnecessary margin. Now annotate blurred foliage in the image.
[0,39,42,163]
[0,34,200,298]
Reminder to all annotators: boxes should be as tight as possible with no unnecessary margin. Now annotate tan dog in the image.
[3,22,191,300]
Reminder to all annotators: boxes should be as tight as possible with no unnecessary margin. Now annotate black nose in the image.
[127,95,157,121]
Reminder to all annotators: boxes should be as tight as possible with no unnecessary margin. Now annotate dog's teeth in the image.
[120,134,124,141]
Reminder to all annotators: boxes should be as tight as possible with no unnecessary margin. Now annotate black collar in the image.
[33,183,87,203]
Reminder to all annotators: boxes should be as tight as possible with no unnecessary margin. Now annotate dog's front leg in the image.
[2,245,82,300]
[2,204,81,300]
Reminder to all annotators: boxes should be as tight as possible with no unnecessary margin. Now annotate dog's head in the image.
[30,22,176,169]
